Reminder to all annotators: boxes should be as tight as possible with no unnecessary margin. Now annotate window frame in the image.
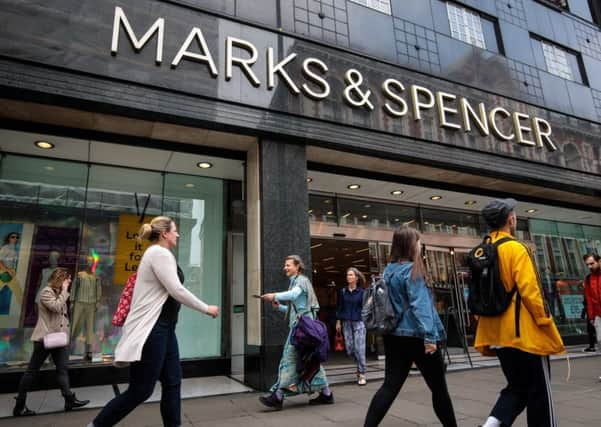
[533,35,588,85]
[348,0,392,15]
[445,1,503,53]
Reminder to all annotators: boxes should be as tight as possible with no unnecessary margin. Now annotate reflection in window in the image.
[446,2,486,49]
[541,40,573,80]
[349,0,391,15]
[422,208,481,236]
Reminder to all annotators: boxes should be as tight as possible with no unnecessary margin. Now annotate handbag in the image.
[334,330,345,352]
[43,331,69,349]
[112,272,137,326]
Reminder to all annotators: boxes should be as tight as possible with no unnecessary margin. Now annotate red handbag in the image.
[112,272,137,326]
[334,330,345,352]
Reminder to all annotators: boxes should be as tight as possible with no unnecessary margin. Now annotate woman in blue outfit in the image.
[259,255,334,410]
[364,227,457,427]
[336,267,367,385]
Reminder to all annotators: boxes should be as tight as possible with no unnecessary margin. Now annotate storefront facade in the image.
[0,0,600,391]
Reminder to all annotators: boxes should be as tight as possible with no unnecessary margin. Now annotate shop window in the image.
[349,0,391,15]
[446,2,501,52]
[533,37,586,84]
[338,197,417,229]
[0,153,227,367]
[308,194,338,224]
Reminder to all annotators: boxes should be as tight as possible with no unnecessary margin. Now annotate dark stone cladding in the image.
[0,58,598,198]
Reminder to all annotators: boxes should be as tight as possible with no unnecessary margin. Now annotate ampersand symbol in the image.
[343,69,374,110]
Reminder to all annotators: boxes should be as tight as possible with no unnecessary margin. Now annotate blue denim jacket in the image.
[383,262,446,343]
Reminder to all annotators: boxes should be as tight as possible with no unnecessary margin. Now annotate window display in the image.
[0,153,227,369]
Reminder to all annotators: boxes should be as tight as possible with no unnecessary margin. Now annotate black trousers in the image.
[364,335,457,427]
[491,348,556,427]
[586,320,597,348]
[17,341,71,399]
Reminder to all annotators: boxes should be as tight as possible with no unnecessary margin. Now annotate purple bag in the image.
[290,314,330,362]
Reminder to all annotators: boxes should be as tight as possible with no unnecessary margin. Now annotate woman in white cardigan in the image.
[89,216,219,427]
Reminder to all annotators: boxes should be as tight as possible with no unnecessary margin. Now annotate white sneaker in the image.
[358,374,367,386]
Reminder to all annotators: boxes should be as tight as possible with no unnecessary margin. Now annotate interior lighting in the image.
[307,177,313,183]
[34,140,55,149]
[44,165,55,171]
[363,204,371,208]
[430,195,442,200]
[184,183,195,188]
[526,209,538,213]
[361,214,368,219]
[464,200,477,206]
[391,190,403,195]
[197,162,213,169]
[347,184,360,190]
[326,211,334,215]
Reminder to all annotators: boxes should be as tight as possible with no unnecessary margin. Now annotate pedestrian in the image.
[583,253,601,369]
[13,267,90,416]
[581,297,596,352]
[364,227,457,427]
[336,267,367,385]
[475,198,564,427]
[258,254,334,410]
[88,216,219,427]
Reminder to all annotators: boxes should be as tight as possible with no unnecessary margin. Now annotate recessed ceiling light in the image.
[306,177,313,183]
[326,211,333,215]
[394,218,400,222]
[184,183,195,188]
[464,200,477,206]
[308,209,313,214]
[347,184,360,190]
[196,162,213,169]
[323,199,331,204]
[391,190,404,196]
[430,195,442,200]
[34,140,55,149]
[526,209,538,213]
[363,204,371,208]
[361,214,368,219]
[44,165,55,171]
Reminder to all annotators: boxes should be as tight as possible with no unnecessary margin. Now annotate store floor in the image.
[0,345,595,418]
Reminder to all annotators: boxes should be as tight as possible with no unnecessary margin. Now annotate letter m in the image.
[111,6,164,64]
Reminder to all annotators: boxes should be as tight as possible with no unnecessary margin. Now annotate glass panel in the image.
[541,40,574,81]
[164,174,224,359]
[349,0,392,15]
[338,198,417,229]
[308,194,337,224]
[421,208,481,236]
[447,2,486,49]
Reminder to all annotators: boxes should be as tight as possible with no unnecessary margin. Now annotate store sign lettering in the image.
[110,6,556,152]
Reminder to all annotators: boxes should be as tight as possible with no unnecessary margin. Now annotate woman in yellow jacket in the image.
[475,198,564,427]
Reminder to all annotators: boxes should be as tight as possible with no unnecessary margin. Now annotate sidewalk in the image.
[1,353,599,426]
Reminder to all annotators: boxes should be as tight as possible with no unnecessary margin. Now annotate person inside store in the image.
[336,267,368,386]
[258,254,334,410]
[475,198,564,427]
[0,232,23,314]
[583,254,601,363]
[87,216,219,427]
[13,267,90,416]
[364,227,457,427]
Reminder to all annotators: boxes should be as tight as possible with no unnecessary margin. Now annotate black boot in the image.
[13,396,36,417]
[64,393,90,411]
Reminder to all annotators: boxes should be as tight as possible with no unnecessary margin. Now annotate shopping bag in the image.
[334,330,345,352]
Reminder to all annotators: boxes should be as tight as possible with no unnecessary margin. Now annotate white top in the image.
[114,244,209,366]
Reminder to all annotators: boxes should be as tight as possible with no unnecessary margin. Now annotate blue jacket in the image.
[336,287,364,321]
[383,262,446,343]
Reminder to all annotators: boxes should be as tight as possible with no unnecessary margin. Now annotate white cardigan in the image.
[114,245,209,366]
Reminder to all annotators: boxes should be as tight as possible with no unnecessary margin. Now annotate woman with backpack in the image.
[364,227,457,427]
[258,255,334,410]
[336,267,367,385]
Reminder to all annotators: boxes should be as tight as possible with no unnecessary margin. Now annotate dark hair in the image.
[3,232,19,245]
[346,267,366,287]
[390,226,425,280]
[48,267,70,292]
[285,255,305,274]
[583,253,601,262]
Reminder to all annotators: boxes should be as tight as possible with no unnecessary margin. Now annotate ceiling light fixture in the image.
[306,177,313,183]
[526,209,538,213]
[44,165,55,171]
[363,204,371,208]
[391,190,403,196]
[347,184,360,190]
[430,195,442,200]
[34,140,55,149]
[361,214,368,219]
[326,211,333,215]
[464,200,477,206]
[196,161,213,169]
[184,183,195,188]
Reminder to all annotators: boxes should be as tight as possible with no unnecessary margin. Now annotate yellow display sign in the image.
[113,214,149,285]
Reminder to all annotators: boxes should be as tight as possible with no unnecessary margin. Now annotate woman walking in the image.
[336,267,367,385]
[88,216,219,427]
[258,255,334,410]
[13,267,89,416]
[364,227,457,427]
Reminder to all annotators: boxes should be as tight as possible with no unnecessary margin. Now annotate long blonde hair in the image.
[138,216,173,243]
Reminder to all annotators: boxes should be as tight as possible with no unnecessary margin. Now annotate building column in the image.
[245,138,311,391]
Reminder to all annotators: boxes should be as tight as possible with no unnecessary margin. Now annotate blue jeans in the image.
[93,320,182,427]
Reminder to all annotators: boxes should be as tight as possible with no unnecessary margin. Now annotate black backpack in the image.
[362,276,399,335]
[467,235,517,316]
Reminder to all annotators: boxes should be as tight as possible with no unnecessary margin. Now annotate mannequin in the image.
[0,232,23,314]
[35,250,61,305]
[70,256,102,362]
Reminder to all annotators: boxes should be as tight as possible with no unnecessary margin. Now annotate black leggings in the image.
[364,335,457,427]
[17,341,71,399]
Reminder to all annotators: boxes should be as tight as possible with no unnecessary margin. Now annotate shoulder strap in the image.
[493,237,514,247]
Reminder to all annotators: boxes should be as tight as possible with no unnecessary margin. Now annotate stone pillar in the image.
[245,138,311,390]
